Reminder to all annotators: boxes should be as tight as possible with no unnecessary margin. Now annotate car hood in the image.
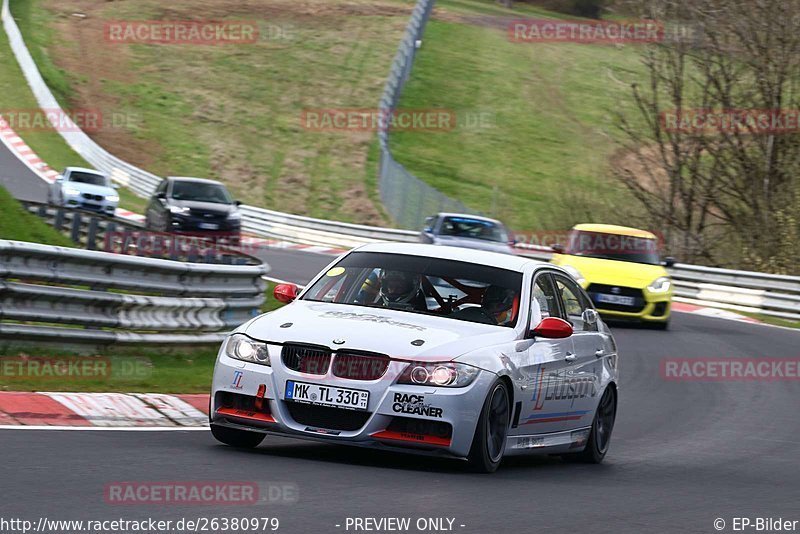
[433,236,514,254]
[553,254,668,287]
[66,182,116,197]
[244,301,516,361]
[171,199,235,214]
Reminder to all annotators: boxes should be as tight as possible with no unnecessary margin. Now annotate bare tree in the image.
[615,0,800,272]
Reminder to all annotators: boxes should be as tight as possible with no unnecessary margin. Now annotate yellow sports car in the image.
[551,224,674,329]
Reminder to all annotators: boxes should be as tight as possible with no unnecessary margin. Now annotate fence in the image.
[376,0,479,229]
[0,240,267,344]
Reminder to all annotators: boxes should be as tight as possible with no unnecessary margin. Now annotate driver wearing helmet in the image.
[378,269,427,311]
[482,285,517,326]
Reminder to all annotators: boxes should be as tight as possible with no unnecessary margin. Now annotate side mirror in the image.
[274,283,299,304]
[663,256,676,268]
[551,243,565,254]
[112,183,120,189]
[531,317,573,339]
[156,192,166,199]
[55,176,63,183]
[235,200,242,206]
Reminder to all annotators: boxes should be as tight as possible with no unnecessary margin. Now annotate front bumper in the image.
[63,193,117,215]
[591,291,672,323]
[210,347,493,459]
[170,215,240,233]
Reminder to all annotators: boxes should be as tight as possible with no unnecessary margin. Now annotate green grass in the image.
[0,346,217,393]
[10,0,416,225]
[391,3,649,232]
[0,185,74,245]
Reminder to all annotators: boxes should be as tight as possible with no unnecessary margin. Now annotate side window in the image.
[553,275,594,332]
[531,274,559,325]
[155,180,168,195]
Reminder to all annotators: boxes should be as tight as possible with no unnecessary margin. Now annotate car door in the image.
[552,273,603,430]
[514,271,578,435]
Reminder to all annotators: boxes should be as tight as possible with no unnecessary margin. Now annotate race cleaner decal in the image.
[392,393,443,418]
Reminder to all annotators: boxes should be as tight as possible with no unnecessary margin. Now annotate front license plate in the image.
[284,380,369,411]
[595,293,636,306]
[198,222,219,230]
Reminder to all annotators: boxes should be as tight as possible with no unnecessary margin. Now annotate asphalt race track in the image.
[0,138,50,202]
[3,143,800,532]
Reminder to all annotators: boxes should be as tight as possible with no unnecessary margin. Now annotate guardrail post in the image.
[54,208,65,231]
[37,205,47,217]
[70,212,82,243]
[86,217,99,250]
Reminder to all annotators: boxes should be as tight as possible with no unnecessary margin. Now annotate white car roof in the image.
[353,242,545,273]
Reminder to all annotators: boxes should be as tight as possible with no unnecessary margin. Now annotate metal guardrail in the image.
[0,240,268,344]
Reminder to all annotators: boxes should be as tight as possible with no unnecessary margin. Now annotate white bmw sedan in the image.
[210,243,619,472]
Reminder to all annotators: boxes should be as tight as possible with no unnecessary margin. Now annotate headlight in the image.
[106,195,120,203]
[169,205,190,215]
[225,334,270,365]
[227,211,241,220]
[562,265,585,285]
[397,362,479,388]
[64,187,81,196]
[647,276,672,293]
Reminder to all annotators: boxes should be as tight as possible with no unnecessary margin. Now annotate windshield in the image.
[565,230,662,265]
[439,216,508,243]
[301,252,523,328]
[170,181,233,204]
[69,171,108,187]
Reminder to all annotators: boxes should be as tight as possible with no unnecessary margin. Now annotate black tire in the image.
[564,385,617,463]
[210,423,265,449]
[467,379,511,473]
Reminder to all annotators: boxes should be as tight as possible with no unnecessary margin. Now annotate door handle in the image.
[595,349,605,358]
[565,352,577,362]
